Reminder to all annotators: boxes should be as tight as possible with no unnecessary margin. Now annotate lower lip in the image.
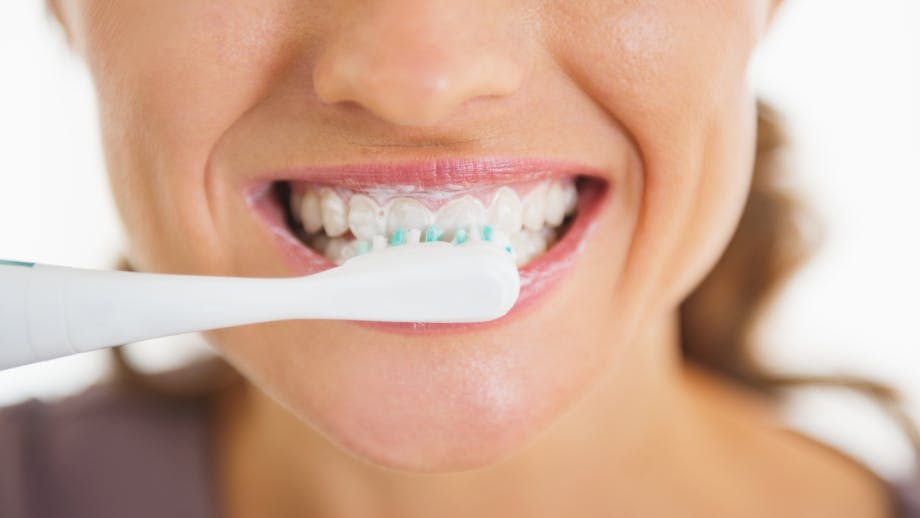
[246,178,610,334]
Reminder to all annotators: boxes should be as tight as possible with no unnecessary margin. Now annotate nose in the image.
[312,1,530,127]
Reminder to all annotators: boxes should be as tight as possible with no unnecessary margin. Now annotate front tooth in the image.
[300,190,323,233]
[319,188,348,237]
[348,194,386,241]
[544,181,567,226]
[436,196,486,238]
[386,198,433,235]
[487,187,523,235]
[521,182,549,231]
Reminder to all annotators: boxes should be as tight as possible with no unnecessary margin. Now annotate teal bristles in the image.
[356,225,511,253]
[452,227,469,244]
[390,228,406,246]
[481,225,494,242]
[423,225,443,243]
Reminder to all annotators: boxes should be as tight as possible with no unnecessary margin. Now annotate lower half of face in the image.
[72,0,769,471]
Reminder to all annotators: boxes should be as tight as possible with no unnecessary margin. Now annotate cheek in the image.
[77,2,299,273]
[659,98,758,308]
[549,1,762,314]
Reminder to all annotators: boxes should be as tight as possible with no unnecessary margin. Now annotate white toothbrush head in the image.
[316,238,520,323]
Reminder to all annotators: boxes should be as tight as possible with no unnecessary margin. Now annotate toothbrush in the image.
[0,240,520,371]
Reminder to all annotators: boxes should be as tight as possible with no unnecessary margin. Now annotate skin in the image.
[52,1,892,516]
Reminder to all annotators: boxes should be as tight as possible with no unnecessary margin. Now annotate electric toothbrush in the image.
[0,241,520,370]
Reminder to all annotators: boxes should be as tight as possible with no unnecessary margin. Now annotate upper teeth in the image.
[347,194,386,240]
[319,188,349,237]
[299,190,323,234]
[521,181,549,231]
[487,187,523,235]
[290,179,578,266]
[435,195,487,240]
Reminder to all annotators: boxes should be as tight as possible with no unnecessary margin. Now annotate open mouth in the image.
[244,159,609,327]
[276,177,585,267]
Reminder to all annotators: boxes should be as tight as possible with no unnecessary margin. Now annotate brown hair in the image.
[107,101,920,465]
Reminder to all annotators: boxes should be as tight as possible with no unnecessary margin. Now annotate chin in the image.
[322,379,553,473]
[291,329,597,473]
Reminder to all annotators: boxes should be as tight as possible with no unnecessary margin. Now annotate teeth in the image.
[324,236,349,261]
[291,179,579,266]
[348,194,386,241]
[544,181,567,226]
[484,226,515,260]
[319,188,348,237]
[563,182,578,216]
[521,182,548,231]
[300,190,323,233]
[290,192,303,223]
[468,223,482,242]
[510,228,553,267]
[435,196,486,239]
[307,232,329,253]
[386,198,434,235]
[487,187,523,235]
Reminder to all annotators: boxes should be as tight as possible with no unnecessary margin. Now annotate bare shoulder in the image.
[682,365,897,518]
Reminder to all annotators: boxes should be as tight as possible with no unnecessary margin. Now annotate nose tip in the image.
[311,7,528,127]
[314,52,524,127]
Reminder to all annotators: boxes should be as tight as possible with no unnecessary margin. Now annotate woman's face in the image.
[57,0,777,471]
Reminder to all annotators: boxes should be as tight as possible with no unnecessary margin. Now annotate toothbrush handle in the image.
[0,261,39,369]
[0,244,520,370]
[0,262,289,370]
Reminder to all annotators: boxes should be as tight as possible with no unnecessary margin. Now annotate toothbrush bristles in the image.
[452,227,469,245]
[338,224,516,265]
[423,225,442,242]
[482,225,494,242]
[390,228,406,246]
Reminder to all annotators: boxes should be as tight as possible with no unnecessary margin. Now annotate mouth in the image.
[245,158,609,330]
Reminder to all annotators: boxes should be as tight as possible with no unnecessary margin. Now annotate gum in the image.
[288,177,570,211]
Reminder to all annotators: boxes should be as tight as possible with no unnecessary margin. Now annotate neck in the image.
[212,311,891,517]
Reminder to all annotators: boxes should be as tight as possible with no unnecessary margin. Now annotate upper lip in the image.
[250,156,605,190]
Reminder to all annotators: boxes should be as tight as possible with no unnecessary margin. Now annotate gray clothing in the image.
[0,384,218,518]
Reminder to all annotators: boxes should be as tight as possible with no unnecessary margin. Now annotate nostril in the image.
[313,61,456,127]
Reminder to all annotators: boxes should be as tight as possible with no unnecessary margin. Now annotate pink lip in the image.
[244,157,611,334]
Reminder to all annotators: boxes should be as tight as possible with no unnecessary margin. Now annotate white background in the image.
[1,2,918,479]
